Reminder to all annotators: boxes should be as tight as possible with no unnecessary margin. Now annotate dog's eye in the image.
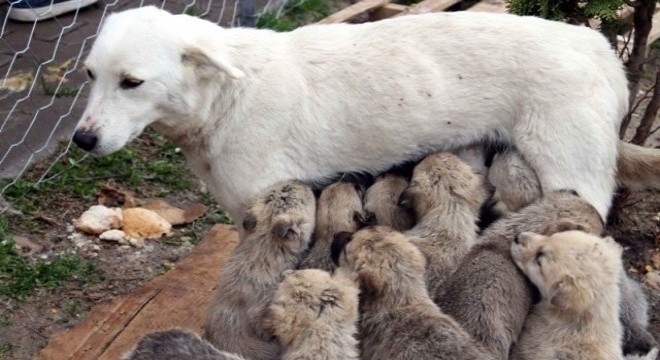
[120,77,144,89]
[86,69,95,80]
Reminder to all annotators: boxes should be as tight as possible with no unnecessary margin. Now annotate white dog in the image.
[75,6,659,227]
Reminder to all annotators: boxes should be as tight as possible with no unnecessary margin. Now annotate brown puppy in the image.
[510,231,624,360]
[203,180,316,360]
[332,226,495,360]
[264,269,359,360]
[122,329,244,360]
[363,174,414,231]
[435,190,605,360]
[401,152,488,295]
[299,181,369,271]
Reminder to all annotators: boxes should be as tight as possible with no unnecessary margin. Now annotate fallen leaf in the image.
[644,270,660,290]
[98,185,136,208]
[12,235,44,256]
[0,72,34,92]
[142,200,207,226]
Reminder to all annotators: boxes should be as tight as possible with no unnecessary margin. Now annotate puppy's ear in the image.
[397,188,414,210]
[182,47,245,79]
[549,275,575,310]
[242,211,257,232]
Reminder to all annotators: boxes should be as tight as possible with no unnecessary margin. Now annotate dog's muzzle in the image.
[72,129,98,152]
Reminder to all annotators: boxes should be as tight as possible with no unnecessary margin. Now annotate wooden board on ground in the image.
[317,0,390,23]
[36,224,239,360]
[467,0,507,13]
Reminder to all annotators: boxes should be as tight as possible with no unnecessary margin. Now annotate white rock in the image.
[99,229,128,245]
[74,205,123,235]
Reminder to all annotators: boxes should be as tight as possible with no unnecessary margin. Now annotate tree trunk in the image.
[621,0,656,139]
[631,68,660,144]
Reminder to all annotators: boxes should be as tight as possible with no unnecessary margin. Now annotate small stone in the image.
[90,244,101,252]
[128,237,145,248]
[99,229,128,245]
[119,245,131,251]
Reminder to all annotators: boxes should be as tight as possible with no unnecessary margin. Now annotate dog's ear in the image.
[182,47,245,79]
[549,275,575,310]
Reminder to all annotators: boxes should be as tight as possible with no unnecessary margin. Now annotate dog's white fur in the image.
[79,6,629,225]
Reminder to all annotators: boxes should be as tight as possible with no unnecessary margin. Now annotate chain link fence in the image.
[0,0,307,212]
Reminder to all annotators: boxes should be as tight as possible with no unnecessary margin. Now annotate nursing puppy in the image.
[264,269,360,360]
[332,226,495,360]
[510,231,625,360]
[123,329,244,360]
[435,190,605,359]
[203,181,316,360]
[364,174,415,231]
[487,150,541,215]
[77,5,660,229]
[401,152,487,294]
[299,181,370,271]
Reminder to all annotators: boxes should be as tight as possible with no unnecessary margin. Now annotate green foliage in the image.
[0,216,101,301]
[506,0,624,23]
[257,0,332,31]
[0,133,192,216]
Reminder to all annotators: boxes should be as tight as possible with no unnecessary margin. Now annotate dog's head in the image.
[75,6,245,155]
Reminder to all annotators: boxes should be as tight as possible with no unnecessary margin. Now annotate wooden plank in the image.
[369,3,408,21]
[397,0,461,16]
[467,0,507,13]
[317,0,390,24]
[36,224,239,360]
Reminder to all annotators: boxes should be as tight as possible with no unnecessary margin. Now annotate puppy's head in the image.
[511,230,623,312]
[265,269,359,345]
[76,6,245,155]
[242,181,316,254]
[331,226,426,297]
[316,181,374,238]
[364,174,414,231]
[399,152,487,219]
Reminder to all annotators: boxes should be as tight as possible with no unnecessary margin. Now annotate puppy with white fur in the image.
[75,5,660,229]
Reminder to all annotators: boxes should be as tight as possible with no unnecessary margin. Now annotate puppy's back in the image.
[123,329,244,360]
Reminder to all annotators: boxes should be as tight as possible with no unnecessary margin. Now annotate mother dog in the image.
[74,6,656,227]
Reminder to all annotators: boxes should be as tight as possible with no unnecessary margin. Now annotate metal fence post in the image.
[240,0,257,27]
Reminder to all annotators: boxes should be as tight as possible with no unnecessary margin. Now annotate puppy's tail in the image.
[617,141,660,190]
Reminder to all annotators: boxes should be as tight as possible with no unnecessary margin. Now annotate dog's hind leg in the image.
[513,106,619,220]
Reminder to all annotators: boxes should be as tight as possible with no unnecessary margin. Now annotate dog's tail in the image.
[617,141,660,190]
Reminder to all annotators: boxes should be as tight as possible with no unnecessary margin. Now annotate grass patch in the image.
[0,217,102,301]
[42,83,80,98]
[257,0,332,31]
[1,131,192,217]
[0,344,13,357]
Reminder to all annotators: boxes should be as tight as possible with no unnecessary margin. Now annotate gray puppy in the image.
[400,152,488,295]
[435,190,605,359]
[332,226,496,360]
[299,181,369,271]
[203,180,316,360]
[364,174,414,231]
[122,329,244,360]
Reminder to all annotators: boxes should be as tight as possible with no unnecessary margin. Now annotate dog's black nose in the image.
[330,232,354,266]
[72,130,98,152]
